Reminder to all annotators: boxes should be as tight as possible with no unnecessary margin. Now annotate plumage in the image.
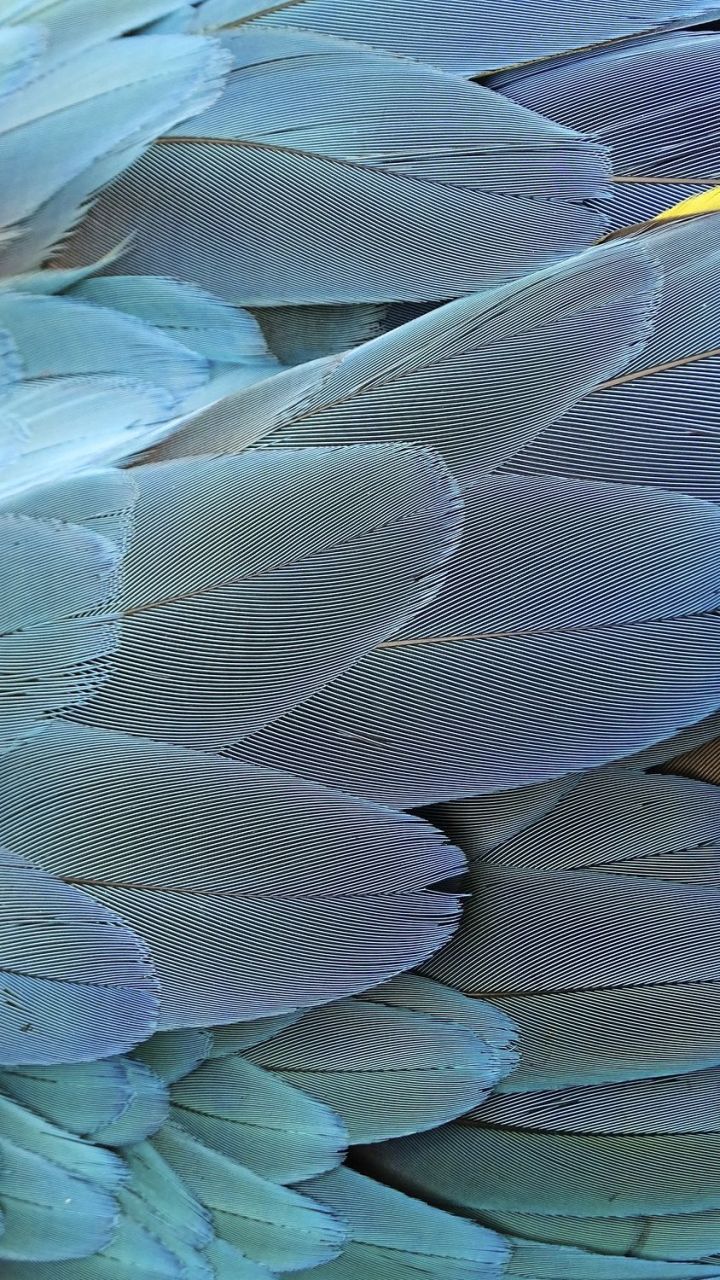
[0,293,216,500]
[0,3,718,1278]
[170,1051,348,1182]
[69,445,462,748]
[0,1057,168,1144]
[0,1090,124,1260]
[229,474,720,805]
[0,511,121,746]
[0,29,228,276]
[247,994,514,1143]
[499,212,720,500]
[0,721,465,1025]
[505,1239,720,1280]
[0,850,158,1066]
[296,1166,509,1280]
[152,1120,347,1271]
[60,27,610,305]
[491,33,720,231]
[144,239,659,475]
[162,0,720,76]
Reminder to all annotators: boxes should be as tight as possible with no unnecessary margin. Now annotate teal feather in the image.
[153,1119,347,1271]
[0,1091,123,1260]
[0,1058,167,1143]
[505,1239,720,1280]
[133,1030,214,1084]
[296,1166,509,1280]
[247,995,515,1142]
[170,1052,347,1182]
[0,2,193,60]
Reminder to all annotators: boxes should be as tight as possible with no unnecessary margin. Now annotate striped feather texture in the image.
[60,25,610,305]
[0,721,466,1025]
[0,512,123,748]
[70,445,462,748]
[230,475,720,805]
[0,849,158,1066]
[491,33,720,231]
[184,0,720,76]
[143,239,659,477]
[0,30,228,276]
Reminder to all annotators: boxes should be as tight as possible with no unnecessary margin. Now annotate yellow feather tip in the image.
[652,185,720,224]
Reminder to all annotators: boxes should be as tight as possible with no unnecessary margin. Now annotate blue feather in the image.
[59,27,609,304]
[0,722,465,1025]
[189,0,720,75]
[71,446,461,749]
[0,34,228,276]
[491,33,720,231]
[231,475,720,805]
[503,211,720,500]
[0,850,158,1066]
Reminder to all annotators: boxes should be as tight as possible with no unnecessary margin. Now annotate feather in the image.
[246,996,512,1141]
[472,1206,720,1262]
[362,1118,720,1219]
[500,213,720,500]
[152,1119,347,1271]
[145,239,659,484]
[0,294,214,501]
[69,446,461,749]
[0,1,194,61]
[0,512,122,749]
[296,1166,509,1280]
[434,768,720,878]
[133,1030,214,1084]
[491,33,720,232]
[0,24,43,98]
[594,713,720,773]
[0,469,138,550]
[0,721,465,1025]
[230,474,720,805]
[0,1058,167,1145]
[360,974,518,1063]
[505,1238,720,1279]
[425,765,720,1092]
[0,849,158,1066]
[123,1141,212,1255]
[427,863,720,1092]
[170,1052,348,1182]
[0,34,229,276]
[430,862,720,1001]
[0,1218,188,1278]
[60,27,610,305]
[68,276,280,397]
[119,1142,215,1280]
[474,1068,720,1133]
[187,0,720,76]
[0,1091,124,1260]
[204,1238,277,1279]
[207,1012,302,1056]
